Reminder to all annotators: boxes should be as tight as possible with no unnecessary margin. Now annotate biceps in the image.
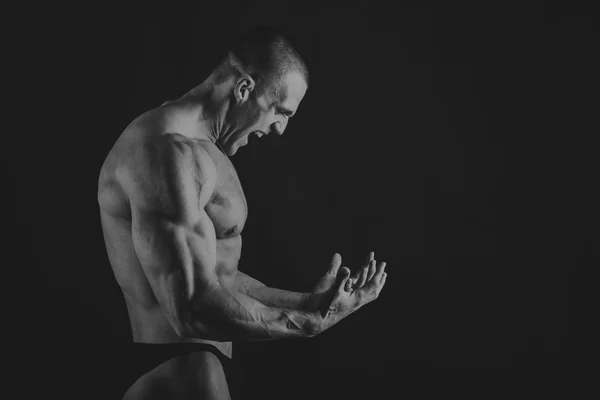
[131,210,217,319]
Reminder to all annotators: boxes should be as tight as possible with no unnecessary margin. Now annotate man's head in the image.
[213,26,309,155]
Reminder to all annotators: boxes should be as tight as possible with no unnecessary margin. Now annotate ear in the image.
[234,74,256,103]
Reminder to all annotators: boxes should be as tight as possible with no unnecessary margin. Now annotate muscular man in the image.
[98,27,387,400]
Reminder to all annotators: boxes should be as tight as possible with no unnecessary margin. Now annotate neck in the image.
[176,74,236,146]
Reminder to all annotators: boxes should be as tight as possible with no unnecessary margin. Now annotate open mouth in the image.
[252,131,266,138]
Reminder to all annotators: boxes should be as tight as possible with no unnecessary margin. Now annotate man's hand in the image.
[306,252,387,331]
[346,251,376,292]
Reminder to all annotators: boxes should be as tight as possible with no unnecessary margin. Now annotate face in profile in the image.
[222,70,307,155]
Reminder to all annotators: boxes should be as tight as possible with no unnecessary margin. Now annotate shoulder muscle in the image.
[124,134,217,221]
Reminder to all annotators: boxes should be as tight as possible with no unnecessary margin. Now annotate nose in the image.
[271,120,286,136]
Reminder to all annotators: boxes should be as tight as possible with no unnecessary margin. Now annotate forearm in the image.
[182,282,321,342]
[235,271,310,310]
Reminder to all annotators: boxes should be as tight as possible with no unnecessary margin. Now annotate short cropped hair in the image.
[214,26,309,97]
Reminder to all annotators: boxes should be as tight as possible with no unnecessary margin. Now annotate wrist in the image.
[284,308,323,338]
[305,291,331,314]
[303,292,318,312]
[305,311,325,337]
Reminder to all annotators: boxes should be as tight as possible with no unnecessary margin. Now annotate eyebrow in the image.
[276,106,295,117]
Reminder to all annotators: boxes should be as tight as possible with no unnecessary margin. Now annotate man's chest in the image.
[203,147,247,239]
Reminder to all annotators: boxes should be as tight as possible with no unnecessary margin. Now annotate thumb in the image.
[328,253,342,276]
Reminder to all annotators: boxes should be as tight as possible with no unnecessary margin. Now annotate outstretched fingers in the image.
[373,261,386,283]
[345,273,354,292]
[355,265,369,289]
[350,252,374,287]
[335,266,352,293]
[366,251,375,264]
[373,271,387,298]
[362,261,386,293]
[367,259,377,281]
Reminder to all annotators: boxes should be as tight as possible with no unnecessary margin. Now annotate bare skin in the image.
[98,67,387,399]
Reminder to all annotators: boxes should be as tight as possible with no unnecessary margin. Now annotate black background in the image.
[18,1,598,398]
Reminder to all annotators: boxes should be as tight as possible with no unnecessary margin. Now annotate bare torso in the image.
[98,102,248,359]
